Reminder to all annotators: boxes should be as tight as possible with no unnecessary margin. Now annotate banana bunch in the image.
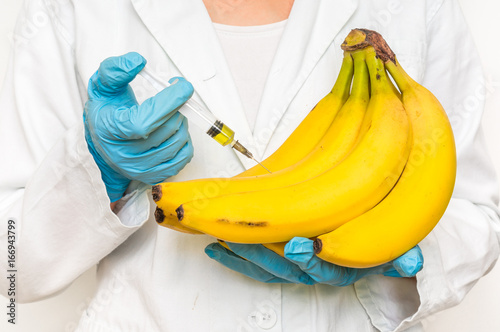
[152,29,457,268]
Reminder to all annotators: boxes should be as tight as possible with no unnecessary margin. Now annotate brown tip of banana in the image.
[151,184,162,202]
[154,207,165,224]
[313,238,323,254]
[341,28,396,64]
[176,205,184,221]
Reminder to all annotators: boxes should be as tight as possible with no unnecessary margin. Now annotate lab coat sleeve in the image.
[355,1,500,331]
[0,0,150,303]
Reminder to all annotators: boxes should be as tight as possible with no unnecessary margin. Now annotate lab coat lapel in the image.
[253,0,358,158]
[131,0,258,169]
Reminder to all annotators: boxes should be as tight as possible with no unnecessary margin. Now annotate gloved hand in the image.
[84,52,194,202]
[205,237,423,286]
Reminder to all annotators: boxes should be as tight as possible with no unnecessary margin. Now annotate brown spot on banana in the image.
[216,219,269,227]
[176,205,184,221]
[313,238,323,254]
[152,185,162,202]
[155,207,165,223]
[235,221,268,227]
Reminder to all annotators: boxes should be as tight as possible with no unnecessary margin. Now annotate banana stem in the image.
[384,59,417,93]
[349,50,370,99]
[330,52,354,102]
[365,49,392,95]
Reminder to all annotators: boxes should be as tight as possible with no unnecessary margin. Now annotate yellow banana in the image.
[314,29,456,268]
[154,50,369,228]
[176,48,412,244]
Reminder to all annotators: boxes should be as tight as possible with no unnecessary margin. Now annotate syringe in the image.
[138,66,271,173]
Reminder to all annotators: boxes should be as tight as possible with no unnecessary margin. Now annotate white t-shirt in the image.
[213,20,287,132]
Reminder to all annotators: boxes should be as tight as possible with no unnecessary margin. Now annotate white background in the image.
[1,0,499,331]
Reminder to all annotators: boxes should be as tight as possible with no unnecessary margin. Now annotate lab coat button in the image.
[254,307,277,329]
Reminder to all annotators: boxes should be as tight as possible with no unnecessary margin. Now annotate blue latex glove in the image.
[84,52,194,202]
[205,237,423,286]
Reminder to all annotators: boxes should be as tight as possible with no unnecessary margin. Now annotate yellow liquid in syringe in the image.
[205,120,272,173]
[206,120,236,146]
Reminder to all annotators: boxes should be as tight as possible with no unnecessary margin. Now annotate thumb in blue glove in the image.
[84,52,195,202]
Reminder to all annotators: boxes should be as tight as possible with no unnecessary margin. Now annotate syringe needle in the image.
[230,140,272,173]
[252,157,272,174]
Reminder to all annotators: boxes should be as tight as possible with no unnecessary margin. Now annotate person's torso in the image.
[71,0,431,330]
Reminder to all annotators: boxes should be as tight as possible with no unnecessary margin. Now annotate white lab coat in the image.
[0,0,499,331]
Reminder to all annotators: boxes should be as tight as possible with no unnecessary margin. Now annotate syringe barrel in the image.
[177,98,215,132]
[178,95,236,146]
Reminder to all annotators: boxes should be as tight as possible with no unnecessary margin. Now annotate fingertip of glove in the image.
[284,237,314,257]
[394,248,424,277]
[92,52,147,94]
[284,250,315,267]
[204,244,222,260]
[168,77,181,84]
[102,52,146,75]
[168,77,194,98]
[122,52,147,71]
